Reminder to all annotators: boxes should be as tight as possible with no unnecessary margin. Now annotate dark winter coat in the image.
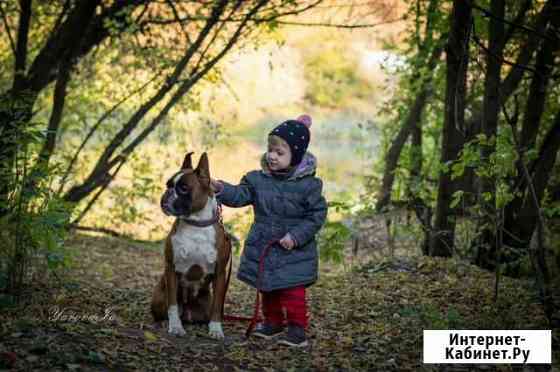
[217,152,328,292]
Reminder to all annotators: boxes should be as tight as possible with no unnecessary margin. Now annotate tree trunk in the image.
[408,70,434,256]
[430,0,472,257]
[502,2,560,250]
[376,1,442,254]
[0,0,102,215]
[474,0,505,269]
[459,0,556,204]
[375,42,444,212]
[504,110,560,249]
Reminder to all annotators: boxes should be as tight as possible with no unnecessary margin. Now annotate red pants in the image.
[261,285,308,329]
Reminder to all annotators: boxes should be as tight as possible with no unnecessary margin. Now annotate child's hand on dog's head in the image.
[210,179,223,193]
[279,234,295,250]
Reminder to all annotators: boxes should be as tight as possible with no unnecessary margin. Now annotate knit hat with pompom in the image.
[269,114,312,166]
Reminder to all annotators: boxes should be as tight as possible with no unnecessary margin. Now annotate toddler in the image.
[211,114,327,347]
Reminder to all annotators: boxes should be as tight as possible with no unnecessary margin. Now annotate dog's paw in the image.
[168,323,187,337]
[208,321,224,339]
[167,305,186,337]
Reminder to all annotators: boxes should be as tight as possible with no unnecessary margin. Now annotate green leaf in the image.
[450,190,464,209]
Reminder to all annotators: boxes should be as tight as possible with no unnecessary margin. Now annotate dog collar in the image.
[179,208,218,227]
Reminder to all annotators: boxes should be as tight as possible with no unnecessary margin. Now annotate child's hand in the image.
[210,179,223,193]
[279,233,296,250]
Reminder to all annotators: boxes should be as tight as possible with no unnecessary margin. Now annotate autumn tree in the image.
[377,0,560,273]
[0,0,326,293]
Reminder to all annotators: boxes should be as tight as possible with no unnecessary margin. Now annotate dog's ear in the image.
[182,152,194,170]
[195,152,210,186]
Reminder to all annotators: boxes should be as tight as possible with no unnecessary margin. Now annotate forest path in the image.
[0,233,553,371]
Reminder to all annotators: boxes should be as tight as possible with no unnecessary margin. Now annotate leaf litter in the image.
[0,232,557,371]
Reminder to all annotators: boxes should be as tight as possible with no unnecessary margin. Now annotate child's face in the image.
[267,137,292,171]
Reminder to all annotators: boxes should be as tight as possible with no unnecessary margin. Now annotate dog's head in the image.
[160,152,211,217]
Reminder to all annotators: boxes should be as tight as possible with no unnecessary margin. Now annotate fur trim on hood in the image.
[260,152,317,180]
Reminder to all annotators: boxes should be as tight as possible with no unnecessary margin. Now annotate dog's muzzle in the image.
[160,188,178,216]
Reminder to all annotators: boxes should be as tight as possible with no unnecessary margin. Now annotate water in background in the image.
[82,111,380,240]
[214,111,380,208]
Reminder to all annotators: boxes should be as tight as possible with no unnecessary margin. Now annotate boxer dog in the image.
[151,152,231,339]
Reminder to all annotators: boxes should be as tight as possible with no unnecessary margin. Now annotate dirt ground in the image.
[0,232,557,371]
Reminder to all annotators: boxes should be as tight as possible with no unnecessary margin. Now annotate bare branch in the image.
[471,31,539,75]
[189,1,245,74]
[57,73,160,195]
[133,2,150,25]
[165,0,192,44]
[69,8,250,203]
[472,2,555,42]
[145,0,324,25]
[88,0,230,181]
[272,18,403,28]
[111,0,267,168]
[70,157,127,226]
[26,0,116,94]
[499,0,556,99]
[63,0,234,203]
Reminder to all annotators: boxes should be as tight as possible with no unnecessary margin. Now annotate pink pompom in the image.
[296,114,312,128]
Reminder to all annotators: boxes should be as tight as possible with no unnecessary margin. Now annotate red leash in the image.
[222,240,277,338]
[245,240,277,337]
[216,201,277,337]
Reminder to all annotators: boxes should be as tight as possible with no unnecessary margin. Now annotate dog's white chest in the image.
[171,198,217,274]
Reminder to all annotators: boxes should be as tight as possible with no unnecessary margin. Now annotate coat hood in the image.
[260,152,317,180]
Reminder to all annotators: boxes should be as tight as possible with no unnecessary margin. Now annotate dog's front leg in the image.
[208,274,225,339]
[208,233,230,339]
[163,234,186,336]
[167,274,186,336]
[166,271,186,336]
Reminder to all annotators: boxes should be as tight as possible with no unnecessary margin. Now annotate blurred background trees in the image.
[0,0,394,294]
